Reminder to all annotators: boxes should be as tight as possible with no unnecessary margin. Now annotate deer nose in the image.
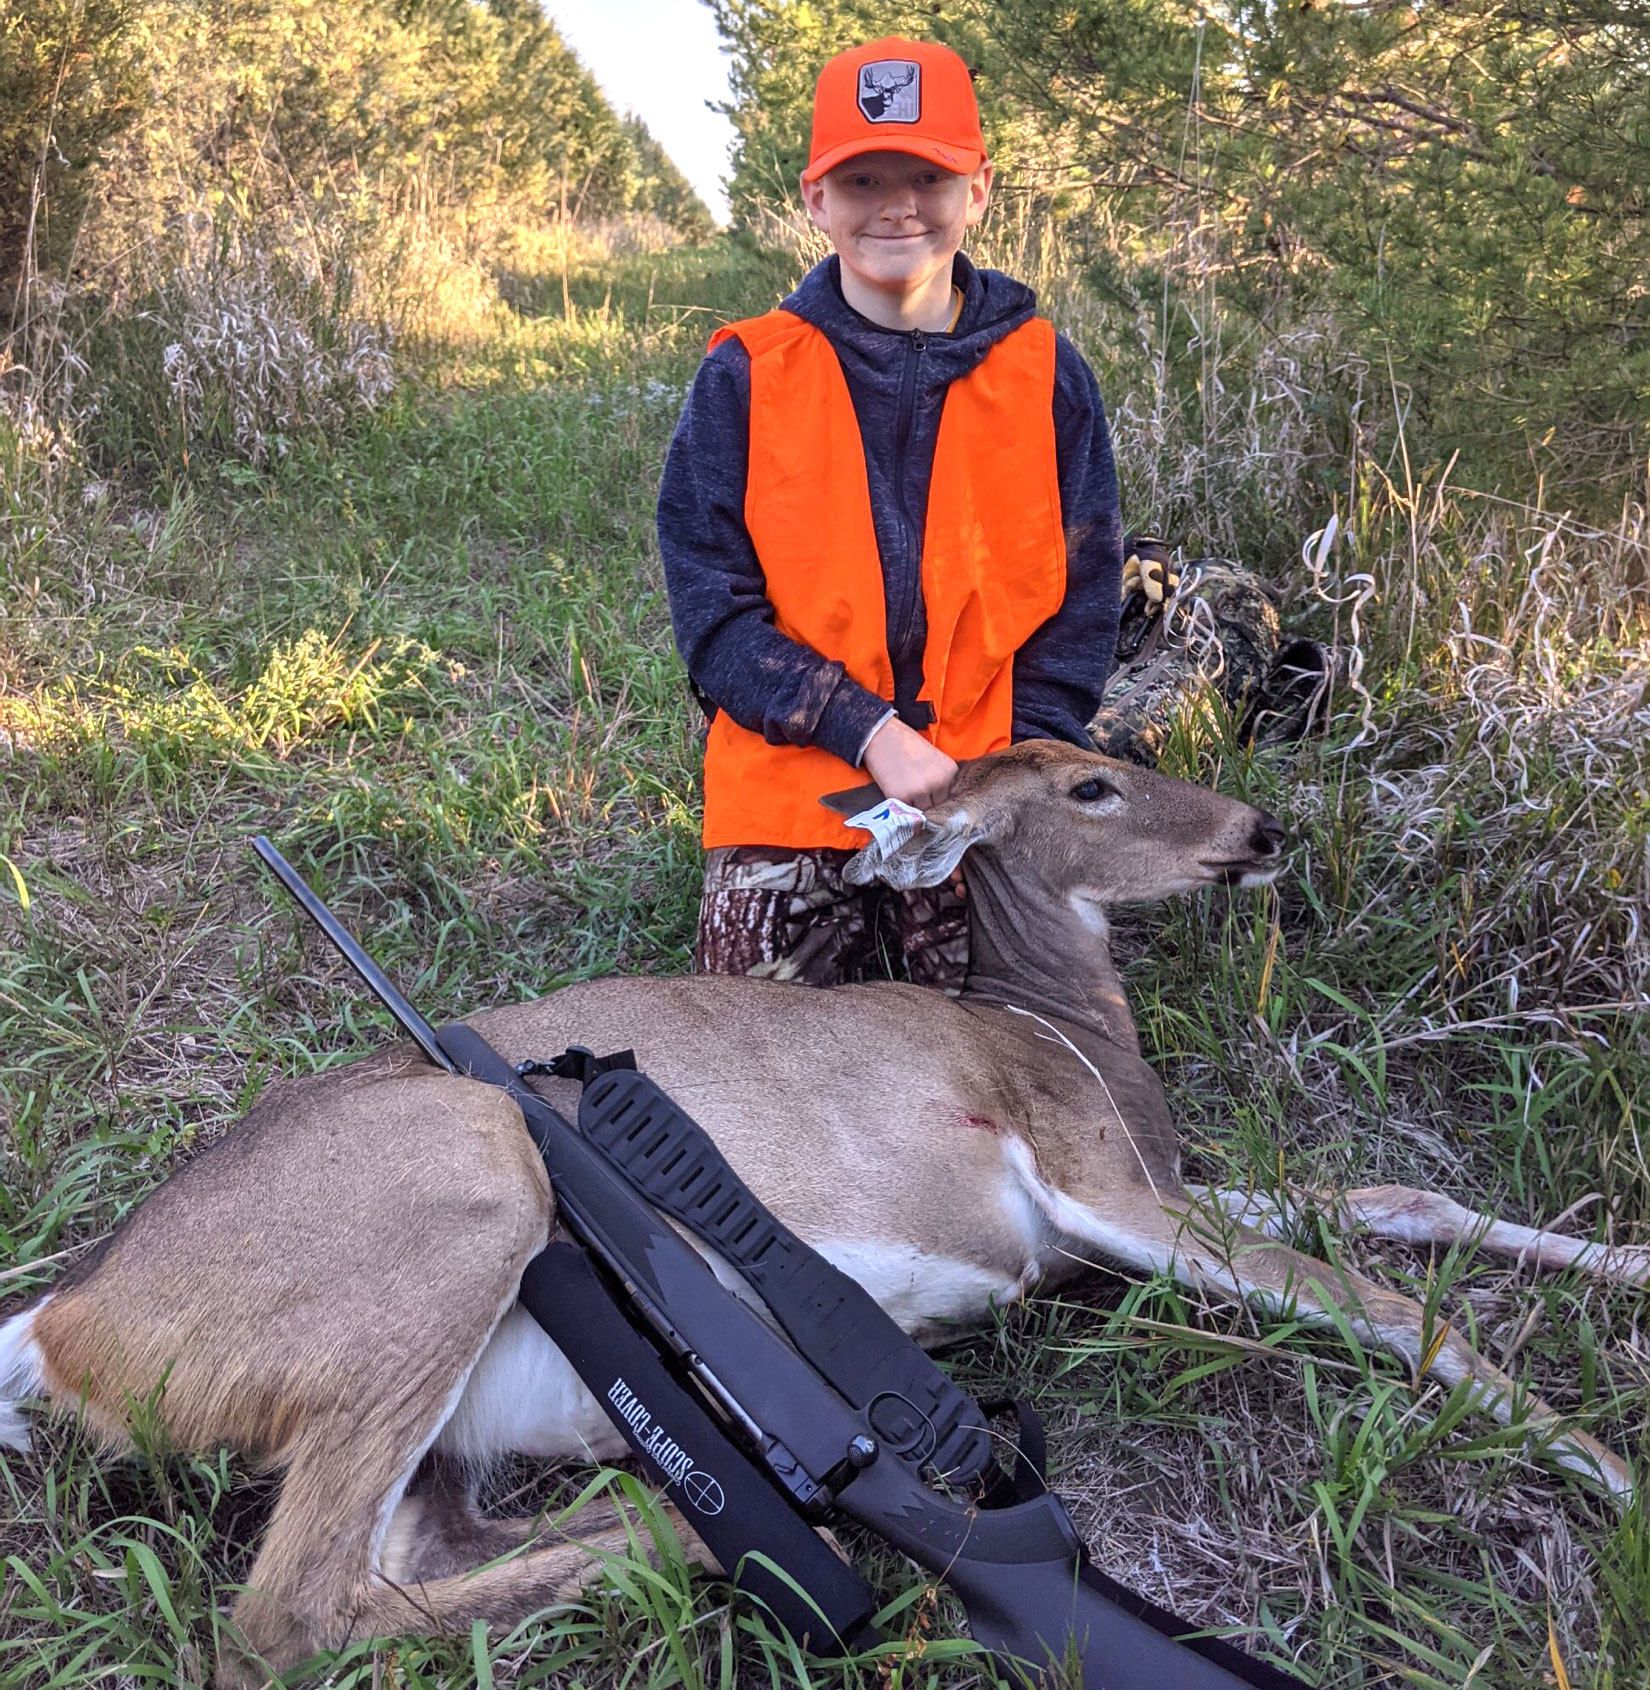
[1252,813,1288,857]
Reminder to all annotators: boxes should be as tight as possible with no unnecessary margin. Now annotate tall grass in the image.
[2,214,1648,1690]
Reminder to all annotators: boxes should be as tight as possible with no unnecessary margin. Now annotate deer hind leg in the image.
[230,1388,716,1688]
[206,1076,568,1684]
[358,1490,713,1644]
[358,1493,699,1635]
[380,1451,540,1585]
[370,1453,725,1651]
[1192,1182,1650,1288]
[224,1282,545,1683]
[376,1451,706,1585]
[1014,1162,1632,1499]
[223,1409,440,1687]
[222,1429,652,1689]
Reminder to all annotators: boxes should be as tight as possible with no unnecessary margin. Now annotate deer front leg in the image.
[1170,1208,1631,1499]
[1009,1150,1633,1500]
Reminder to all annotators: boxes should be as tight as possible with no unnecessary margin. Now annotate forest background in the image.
[2,2,1649,1689]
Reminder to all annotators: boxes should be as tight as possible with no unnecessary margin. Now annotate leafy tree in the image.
[986,0,1650,481]
[623,114,716,241]
[23,0,711,310]
[91,0,638,231]
[708,0,1650,492]
[0,0,148,321]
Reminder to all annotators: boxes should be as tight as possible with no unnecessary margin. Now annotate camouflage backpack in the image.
[1089,558,1330,766]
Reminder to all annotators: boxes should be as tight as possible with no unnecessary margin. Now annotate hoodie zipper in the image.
[888,328,926,691]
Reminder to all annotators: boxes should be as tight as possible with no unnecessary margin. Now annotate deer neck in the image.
[959,856,1140,1054]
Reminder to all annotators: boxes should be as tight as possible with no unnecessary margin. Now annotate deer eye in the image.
[1070,777,1117,803]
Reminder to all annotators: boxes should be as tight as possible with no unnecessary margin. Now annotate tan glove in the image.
[1121,534,1179,607]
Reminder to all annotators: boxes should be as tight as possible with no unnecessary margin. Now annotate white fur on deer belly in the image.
[437,1305,626,1465]
[812,1240,1030,1335]
[439,1182,1041,1461]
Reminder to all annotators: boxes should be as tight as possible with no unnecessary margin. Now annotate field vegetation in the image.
[2,2,1647,1687]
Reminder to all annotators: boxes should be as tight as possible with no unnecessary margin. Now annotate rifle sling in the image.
[563,1063,996,1487]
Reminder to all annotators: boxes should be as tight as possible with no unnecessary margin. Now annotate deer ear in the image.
[842,796,1009,891]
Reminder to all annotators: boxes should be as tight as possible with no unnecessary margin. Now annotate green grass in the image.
[3,237,1648,1689]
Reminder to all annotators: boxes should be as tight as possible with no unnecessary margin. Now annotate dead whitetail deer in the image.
[1,739,1641,1685]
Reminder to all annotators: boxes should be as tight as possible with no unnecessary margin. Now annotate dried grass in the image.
[0,337,87,507]
[151,235,397,467]
[1305,490,1650,1023]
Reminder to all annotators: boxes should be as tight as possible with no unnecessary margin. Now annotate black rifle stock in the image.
[255,837,1307,1690]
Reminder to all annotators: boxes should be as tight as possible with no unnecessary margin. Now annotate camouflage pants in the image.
[695,846,968,991]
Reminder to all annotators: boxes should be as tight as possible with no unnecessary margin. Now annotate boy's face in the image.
[802,151,993,295]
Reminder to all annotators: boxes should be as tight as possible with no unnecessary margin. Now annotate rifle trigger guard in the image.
[867,1390,938,1465]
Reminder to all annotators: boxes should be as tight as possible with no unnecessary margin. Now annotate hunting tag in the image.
[845,797,927,853]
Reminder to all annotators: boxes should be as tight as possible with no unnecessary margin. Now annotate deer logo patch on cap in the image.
[857,60,920,124]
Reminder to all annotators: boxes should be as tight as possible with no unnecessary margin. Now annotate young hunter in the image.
[659,37,1138,992]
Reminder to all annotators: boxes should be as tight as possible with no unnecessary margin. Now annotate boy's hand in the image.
[863,717,959,809]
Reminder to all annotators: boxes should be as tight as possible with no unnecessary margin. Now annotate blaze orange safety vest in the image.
[700,309,1066,851]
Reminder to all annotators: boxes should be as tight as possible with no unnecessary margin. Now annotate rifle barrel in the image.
[251,836,456,1075]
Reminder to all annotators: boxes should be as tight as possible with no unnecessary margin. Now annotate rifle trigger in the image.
[867,1391,938,1465]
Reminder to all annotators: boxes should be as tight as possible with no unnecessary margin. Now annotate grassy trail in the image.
[2,240,1647,1689]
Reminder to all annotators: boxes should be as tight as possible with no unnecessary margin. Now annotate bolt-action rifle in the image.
[255,837,1305,1689]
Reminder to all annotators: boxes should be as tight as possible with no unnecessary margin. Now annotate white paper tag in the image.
[844,797,927,853]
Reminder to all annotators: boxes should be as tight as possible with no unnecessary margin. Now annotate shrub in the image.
[149,237,397,468]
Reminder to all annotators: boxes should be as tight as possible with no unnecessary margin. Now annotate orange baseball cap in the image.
[803,37,986,183]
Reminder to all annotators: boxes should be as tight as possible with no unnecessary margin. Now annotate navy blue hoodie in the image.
[657,253,1123,770]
